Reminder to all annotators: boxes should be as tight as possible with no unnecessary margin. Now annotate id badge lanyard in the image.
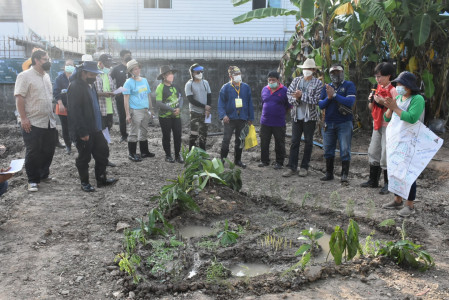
[232,83,242,115]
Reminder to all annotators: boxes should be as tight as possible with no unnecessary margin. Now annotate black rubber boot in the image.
[128,142,142,162]
[234,148,246,169]
[360,165,380,188]
[140,140,155,158]
[96,174,118,188]
[379,169,390,194]
[341,160,350,184]
[320,158,334,181]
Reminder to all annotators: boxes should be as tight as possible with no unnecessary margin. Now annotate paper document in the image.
[113,87,127,95]
[204,114,212,124]
[1,159,25,174]
[102,127,111,144]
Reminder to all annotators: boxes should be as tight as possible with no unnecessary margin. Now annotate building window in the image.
[0,0,23,21]
[144,0,172,8]
[252,0,281,10]
[67,11,78,38]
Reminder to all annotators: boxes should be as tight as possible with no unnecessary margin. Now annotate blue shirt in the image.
[123,77,151,109]
[218,82,254,121]
[318,80,356,124]
[88,85,102,131]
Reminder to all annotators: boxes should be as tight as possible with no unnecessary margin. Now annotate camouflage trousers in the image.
[189,111,208,150]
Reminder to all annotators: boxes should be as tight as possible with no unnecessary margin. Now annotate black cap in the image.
[392,71,420,92]
[98,53,113,66]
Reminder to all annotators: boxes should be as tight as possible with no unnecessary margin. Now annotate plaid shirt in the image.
[94,73,116,116]
[287,76,323,122]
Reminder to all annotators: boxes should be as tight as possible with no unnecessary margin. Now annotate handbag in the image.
[337,102,353,116]
[244,125,258,150]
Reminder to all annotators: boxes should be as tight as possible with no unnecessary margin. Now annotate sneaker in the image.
[381,200,403,210]
[397,206,415,217]
[298,168,308,177]
[258,162,269,167]
[282,169,296,177]
[273,163,283,170]
[28,183,38,192]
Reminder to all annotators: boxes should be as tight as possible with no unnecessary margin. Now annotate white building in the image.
[0,0,102,58]
[100,0,298,60]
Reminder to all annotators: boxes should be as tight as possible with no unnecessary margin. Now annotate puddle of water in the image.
[315,233,332,264]
[230,263,271,277]
[178,225,215,239]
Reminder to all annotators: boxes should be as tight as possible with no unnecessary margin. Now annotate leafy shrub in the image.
[217,220,239,246]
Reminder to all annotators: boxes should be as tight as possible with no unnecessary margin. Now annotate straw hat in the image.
[126,59,139,74]
[297,58,317,69]
[157,65,177,80]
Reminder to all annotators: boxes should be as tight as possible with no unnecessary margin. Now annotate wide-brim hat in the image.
[392,71,420,92]
[157,65,177,80]
[298,58,317,69]
[79,61,103,74]
[126,59,140,73]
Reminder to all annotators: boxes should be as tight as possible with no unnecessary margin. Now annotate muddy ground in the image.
[1,120,449,300]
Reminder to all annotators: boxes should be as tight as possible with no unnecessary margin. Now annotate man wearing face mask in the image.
[283,58,323,177]
[67,61,118,192]
[318,64,356,184]
[218,66,254,168]
[53,59,75,154]
[111,50,132,142]
[185,63,212,151]
[15,49,56,192]
[95,54,116,135]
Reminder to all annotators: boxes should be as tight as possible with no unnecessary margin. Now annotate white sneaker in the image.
[28,183,38,192]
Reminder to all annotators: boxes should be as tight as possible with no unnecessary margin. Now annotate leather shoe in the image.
[97,178,118,188]
[165,156,175,163]
[128,154,142,162]
[81,182,95,192]
[107,160,116,167]
[175,156,184,164]
[141,152,155,158]
[235,161,246,169]
[120,136,128,143]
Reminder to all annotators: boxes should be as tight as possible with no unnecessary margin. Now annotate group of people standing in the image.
[10,49,424,217]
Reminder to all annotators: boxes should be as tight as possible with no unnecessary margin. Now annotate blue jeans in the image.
[0,181,7,197]
[323,121,353,161]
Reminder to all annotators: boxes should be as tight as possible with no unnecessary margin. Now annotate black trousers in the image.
[159,117,182,157]
[115,95,128,138]
[58,115,71,148]
[220,119,246,162]
[22,125,56,183]
[287,120,316,171]
[260,124,286,165]
[189,111,208,150]
[102,114,113,131]
[75,131,109,183]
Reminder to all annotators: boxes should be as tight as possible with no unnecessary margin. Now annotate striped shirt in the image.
[287,76,323,122]
[14,66,56,129]
[95,73,116,116]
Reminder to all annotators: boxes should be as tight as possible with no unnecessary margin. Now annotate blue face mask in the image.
[268,82,278,89]
[396,85,407,96]
[65,65,75,73]
[102,68,110,75]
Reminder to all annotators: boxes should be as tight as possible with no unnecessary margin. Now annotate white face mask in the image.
[233,75,242,83]
[303,70,313,77]
[194,73,203,80]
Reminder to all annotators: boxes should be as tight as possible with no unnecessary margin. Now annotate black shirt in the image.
[110,64,127,88]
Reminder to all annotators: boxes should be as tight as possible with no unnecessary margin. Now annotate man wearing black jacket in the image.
[184,63,212,150]
[67,61,118,192]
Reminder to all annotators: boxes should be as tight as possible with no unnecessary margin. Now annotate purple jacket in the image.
[260,84,290,127]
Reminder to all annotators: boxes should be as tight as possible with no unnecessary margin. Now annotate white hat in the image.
[81,54,93,62]
[297,58,317,69]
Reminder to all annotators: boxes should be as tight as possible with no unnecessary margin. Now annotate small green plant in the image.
[362,230,382,256]
[345,198,355,217]
[366,199,375,219]
[259,234,293,252]
[196,239,219,251]
[302,192,311,208]
[328,219,362,265]
[114,252,141,284]
[329,190,341,209]
[146,237,185,276]
[206,258,227,283]
[217,220,239,246]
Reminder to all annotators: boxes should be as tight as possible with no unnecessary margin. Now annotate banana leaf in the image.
[412,13,431,46]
